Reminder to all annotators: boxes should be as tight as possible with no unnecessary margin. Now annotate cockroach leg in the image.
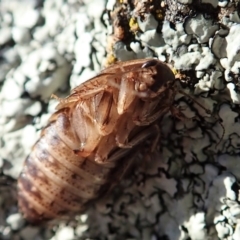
[106,126,160,195]
[51,94,63,101]
[170,106,192,121]
[178,90,225,147]
[116,124,159,150]
[73,149,91,158]
[178,90,212,115]
[133,107,170,126]
[115,139,133,148]
[149,125,160,152]
[72,86,107,100]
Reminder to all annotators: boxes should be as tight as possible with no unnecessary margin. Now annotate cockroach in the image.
[17,58,177,223]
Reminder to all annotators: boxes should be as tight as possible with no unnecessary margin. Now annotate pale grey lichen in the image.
[162,21,191,50]
[137,14,158,32]
[2,0,240,240]
[184,14,219,43]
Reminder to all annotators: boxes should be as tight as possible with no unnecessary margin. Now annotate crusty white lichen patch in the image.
[1,0,240,240]
[184,14,219,43]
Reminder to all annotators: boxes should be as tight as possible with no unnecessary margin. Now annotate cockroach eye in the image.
[141,59,158,68]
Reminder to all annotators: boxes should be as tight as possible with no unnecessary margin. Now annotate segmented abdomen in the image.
[18,109,112,222]
[17,103,144,222]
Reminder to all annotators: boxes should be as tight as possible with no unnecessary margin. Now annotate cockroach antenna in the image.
[178,89,225,148]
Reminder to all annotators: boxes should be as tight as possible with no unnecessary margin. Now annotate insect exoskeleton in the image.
[17,58,176,223]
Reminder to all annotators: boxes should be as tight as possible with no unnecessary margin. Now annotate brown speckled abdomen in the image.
[18,109,113,222]
[17,59,176,223]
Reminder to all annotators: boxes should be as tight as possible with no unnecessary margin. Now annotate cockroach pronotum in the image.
[17,58,177,223]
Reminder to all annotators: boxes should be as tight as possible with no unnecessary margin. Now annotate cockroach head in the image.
[139,59,175,95]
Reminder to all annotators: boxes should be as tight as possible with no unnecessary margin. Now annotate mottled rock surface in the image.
[1,0,240,239]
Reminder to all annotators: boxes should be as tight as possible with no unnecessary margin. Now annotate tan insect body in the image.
[17,58,176,223]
